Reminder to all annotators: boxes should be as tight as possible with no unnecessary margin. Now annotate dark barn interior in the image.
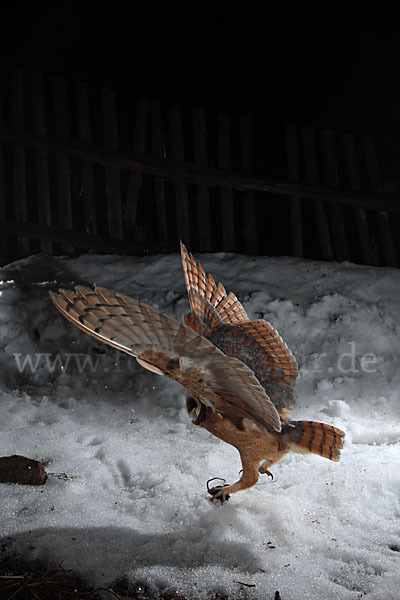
[0,1,399,266]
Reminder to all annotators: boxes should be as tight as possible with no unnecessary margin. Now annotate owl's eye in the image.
[186,396,198,413]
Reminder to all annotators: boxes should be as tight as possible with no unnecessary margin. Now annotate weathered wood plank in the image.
[102,88,124,239]
[11,71,29,254]
[124,97,149,229]
[1,126,399,211]
[77,82,97,236]
[52,76,73,252]
[150,101,168,249]
[321,130,349,261]
[286,123,303,258]
[169,104,190,246]
[0,81,6,256]
[240,115,257,254]
[31,73,52,254]
[302,126,334,261]
[0,219,142,254]
[193,107,211,251]
[362,136,397,267]
[342,132,376,265]
[218,114,235,251]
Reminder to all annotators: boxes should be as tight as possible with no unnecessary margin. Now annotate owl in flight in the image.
[49,243,345,503]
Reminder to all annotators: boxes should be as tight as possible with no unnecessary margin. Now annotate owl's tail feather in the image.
[284,420,345,461]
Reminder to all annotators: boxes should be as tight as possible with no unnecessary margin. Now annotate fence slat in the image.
[31,73,52,254]
[302,126,334,261]
[102,88,124,239]
[150,101,168,249]
[124,97,149,229]
[286,123,303,257]
[218,114,235,252]
[362,136,397,267]
[52,77,73,252]
[0,219,143,255]
[169,104,190,246]
[342,132,377,265]
[12,71,29,255]
[77,82,97,236]
[321,130,349,261]
[193,107,212,251]
[240,115,258,254]
[2,126,399,210]
[0,82,6,257]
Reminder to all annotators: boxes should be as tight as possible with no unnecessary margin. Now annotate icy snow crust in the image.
[0,252,399,599]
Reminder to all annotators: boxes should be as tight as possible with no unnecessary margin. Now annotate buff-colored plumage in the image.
[49,244,345,503]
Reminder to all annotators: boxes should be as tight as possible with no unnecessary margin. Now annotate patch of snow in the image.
[0,251,399,599]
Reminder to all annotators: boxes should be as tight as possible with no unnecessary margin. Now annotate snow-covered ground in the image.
[0,250,399,599]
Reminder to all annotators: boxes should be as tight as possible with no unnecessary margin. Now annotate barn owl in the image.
[49,243,344,503]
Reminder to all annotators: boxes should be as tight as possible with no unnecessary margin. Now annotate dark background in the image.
[0,0,399,262]
[1,1,398,142]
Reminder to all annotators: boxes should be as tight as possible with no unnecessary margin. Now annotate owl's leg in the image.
[208,451,260,503]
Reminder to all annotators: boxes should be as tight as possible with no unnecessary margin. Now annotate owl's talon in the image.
[259,463,274,480]
[206,476,226,491]
[208,485,231,503]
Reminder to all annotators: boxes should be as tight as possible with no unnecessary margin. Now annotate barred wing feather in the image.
[180,242,249,327]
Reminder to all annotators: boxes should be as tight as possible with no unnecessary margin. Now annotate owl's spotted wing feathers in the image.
[207,320,297,416]
[49,286,281,432]
[236,320,297,387]
[180,243,298,413]
[187,290,224,332]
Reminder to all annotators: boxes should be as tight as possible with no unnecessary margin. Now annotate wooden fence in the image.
[0,70,398,267]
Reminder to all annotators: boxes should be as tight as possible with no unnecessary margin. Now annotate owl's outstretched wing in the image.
[49,286,281,432]
[209,319,298,416]
[180,243,298,414]
[180,241,249,329]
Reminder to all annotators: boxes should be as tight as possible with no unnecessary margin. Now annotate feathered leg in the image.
[208,449,261,503]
